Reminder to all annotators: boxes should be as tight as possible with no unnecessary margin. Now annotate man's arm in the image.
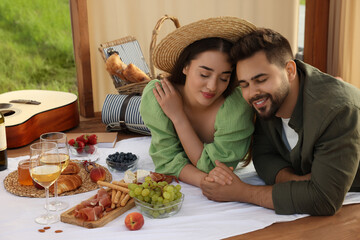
[276,167,311,183]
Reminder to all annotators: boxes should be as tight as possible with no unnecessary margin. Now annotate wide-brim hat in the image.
[152,16,256,73]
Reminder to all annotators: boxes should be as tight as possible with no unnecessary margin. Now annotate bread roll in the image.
[50,174,82,195]
[62,161,80,175]
[106,53,127,80]
[122,63,150,83]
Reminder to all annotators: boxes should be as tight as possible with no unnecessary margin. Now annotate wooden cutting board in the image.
[61,196,135,228]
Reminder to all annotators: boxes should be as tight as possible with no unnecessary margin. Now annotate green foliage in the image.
[0,0,77,94]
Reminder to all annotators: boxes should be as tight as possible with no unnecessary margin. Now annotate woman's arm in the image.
[179,164,207,187]
[153,79,204,166]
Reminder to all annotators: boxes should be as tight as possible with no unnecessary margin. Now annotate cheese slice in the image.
[136,169,150,183]
[123,170,136,183]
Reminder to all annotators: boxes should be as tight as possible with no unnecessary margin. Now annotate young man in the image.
[200,28,360,216]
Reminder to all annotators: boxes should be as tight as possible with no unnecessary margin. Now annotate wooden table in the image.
[7,115,360,239]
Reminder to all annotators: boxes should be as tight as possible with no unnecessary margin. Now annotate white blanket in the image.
[1,136,360,240]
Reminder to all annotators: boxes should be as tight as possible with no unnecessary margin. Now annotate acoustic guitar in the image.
[0,90,79,149]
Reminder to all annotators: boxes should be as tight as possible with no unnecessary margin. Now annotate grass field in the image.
[0,0,77,95]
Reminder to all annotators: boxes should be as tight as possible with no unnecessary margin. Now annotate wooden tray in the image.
[60,195,135,228]
[3,161,112,198]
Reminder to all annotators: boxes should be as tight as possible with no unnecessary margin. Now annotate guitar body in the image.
[0,90,80,149]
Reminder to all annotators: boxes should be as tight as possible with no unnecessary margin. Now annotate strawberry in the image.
[76,134,88,145]
[87,134,98,145]
[85,144,96,154]
[68,139,75,146]
[75,140,85,153]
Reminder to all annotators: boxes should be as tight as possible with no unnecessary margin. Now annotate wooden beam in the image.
[69,0,94,117]
[304,0,330,73]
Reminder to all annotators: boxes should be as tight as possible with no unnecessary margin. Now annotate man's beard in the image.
[250,83,289,120]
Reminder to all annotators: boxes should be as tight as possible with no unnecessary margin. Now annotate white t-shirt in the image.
[281,118,299,150]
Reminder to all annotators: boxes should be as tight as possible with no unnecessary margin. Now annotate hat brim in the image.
[152,16,256,73]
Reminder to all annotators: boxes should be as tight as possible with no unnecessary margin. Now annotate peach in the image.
[124,212,144,230]
[90,167,106,183]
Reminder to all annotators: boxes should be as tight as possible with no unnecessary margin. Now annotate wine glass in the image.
[40,132,70,211]
[29,142,62,224]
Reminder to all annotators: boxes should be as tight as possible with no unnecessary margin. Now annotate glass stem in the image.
[54,180,58,203]
[45,187,49,217]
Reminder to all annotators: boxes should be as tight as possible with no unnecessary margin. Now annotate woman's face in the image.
[182,50,232,107]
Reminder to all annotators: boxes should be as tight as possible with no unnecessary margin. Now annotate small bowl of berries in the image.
[106,152,138,172]
[68,134,99,162]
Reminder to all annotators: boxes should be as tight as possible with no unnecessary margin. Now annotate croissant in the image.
[106,53,127,80]
[50,174,82,195]
[62,161,80,175]
[122,63,150,83]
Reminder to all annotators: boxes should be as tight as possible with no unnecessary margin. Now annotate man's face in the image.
[236,51,290,120]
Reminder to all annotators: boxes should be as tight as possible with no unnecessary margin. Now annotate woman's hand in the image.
[206,160,234,185]
[153,79,184,122]
[200,162,243,202]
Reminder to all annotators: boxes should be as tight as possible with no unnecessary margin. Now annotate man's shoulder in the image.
[298,62,360,109]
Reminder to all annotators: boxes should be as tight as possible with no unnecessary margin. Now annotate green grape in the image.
[134,187,142,195]
[128,183,137,191]
[163,191,171,200]
[142,188,150,197]
[152,211,160,218]
[150,190,156,197]
[142,182,149,188]
[152,195,158,202]
[167,185,174,193]
[163,199,170,204]
[169,192,175,201]
[157,196,164,204]
[137,195,144,201]
[145,176,152,182]
[175,184,181,191]
[129,191,135,198]
[176,192,182,199]
[144,196,151,202]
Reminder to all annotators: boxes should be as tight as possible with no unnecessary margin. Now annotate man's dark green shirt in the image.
[252,60,360,215]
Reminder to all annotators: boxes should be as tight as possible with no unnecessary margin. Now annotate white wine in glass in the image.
[40,132,70,211]
[30,142,62,225]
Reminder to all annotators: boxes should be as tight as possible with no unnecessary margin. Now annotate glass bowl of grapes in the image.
[106,152,138,172]
[129,177,184,218]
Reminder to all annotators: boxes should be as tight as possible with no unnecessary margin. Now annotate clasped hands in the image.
[200,160,245,202]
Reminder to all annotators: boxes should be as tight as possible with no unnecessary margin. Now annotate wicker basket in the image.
[98,15,180,95]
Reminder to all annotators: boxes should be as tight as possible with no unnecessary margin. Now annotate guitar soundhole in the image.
[0,103,12,109]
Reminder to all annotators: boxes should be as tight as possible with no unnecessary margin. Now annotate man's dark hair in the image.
[169,37,237,97]
[231,28,294,68]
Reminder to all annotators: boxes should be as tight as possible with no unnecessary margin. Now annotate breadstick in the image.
[112,181,128,188]
[97,181,129,193]
[119,192,126,202]
[114,190,122,204]
[111,189,116,208]
[120,194,130,207]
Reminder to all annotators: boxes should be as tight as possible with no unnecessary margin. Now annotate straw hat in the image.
[152,16,256,73]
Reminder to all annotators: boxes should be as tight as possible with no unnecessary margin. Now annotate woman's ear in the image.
[285,60,297,82]
[182,65,189,76]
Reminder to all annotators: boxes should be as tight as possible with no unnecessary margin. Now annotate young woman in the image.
[140,17,255,187]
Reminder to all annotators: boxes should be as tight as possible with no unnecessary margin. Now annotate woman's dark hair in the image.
[168,37,237,98]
